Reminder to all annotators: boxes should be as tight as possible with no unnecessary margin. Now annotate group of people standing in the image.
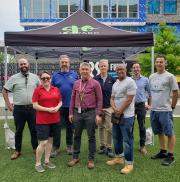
[2,54,179,174]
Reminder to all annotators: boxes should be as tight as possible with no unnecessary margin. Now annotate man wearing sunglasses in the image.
[51,55,78,157]
[2,58,40,160]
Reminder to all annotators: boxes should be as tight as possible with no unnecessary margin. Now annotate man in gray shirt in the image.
[2,58,40,160]
[149,55,179,166]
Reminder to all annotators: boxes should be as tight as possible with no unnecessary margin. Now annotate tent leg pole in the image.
[35,59,38,74]
[4,46,9,149]
[151,46,154,74]
[151,46,155,146]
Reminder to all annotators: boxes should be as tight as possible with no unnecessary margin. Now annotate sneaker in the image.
[106,148,114,158]
[11,151,21,160]
[67,158,80,167]
[162,156,175,166]
[106,157,124,166]
[43,162,56,169]
[98,146,106,154]
[50,148,59,158]
[139,146,147,155]
[151,151,167,160]
[121,164,133,174]
[35,165,45,173]
[67,146,73,155]
[87,160,95,169]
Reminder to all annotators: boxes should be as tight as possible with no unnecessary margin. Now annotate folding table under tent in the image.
[4,10,154,149]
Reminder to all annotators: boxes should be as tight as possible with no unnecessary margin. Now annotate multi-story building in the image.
[19,0,180,34]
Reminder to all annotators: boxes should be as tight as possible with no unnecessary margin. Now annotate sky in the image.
[0,0,23,41]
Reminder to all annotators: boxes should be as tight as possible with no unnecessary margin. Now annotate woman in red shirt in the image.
[32,71,62,173]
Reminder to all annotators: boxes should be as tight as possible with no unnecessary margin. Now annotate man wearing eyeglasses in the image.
[51,55,78,157]
[2,58,40,160]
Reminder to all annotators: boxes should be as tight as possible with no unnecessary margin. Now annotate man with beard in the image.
[2,58,40,160]
[51,55,78,156]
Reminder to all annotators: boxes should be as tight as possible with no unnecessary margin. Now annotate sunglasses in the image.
[41,77,51,81]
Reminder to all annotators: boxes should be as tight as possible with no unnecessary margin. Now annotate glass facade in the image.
[148,0,160,14]
[111,0,138,18]
[90,0,109,18]
[52,0,79,18]
[21,0,139,19]
[164,0,177,14]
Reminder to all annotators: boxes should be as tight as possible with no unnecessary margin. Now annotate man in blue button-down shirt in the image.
[132,63,151,154]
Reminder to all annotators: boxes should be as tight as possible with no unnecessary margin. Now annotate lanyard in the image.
[79,78,91,102]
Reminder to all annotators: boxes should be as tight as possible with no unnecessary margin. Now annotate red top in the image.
[32,85,61,124]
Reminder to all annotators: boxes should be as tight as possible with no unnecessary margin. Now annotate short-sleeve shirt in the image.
[4,72,40,105]
[32,85,61,124]
[149,71,179,111]
[111,77,137,118]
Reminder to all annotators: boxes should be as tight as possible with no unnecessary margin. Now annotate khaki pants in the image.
[98,107,113,149]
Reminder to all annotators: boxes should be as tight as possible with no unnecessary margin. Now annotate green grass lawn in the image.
[0,118,180,182]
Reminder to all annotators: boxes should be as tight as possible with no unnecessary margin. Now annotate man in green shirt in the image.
[2,58,40,160]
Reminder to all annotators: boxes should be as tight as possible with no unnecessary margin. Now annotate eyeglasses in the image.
[41,77,51,81]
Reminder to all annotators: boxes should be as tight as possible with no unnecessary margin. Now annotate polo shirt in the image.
[32,85,61,124]
[51,70,78,107]
[4,72,40,105]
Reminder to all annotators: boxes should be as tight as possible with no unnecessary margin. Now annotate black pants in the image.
[135,102,146,147]
[73,109,96,160]
[13,105,38,152]
[53,107,73,149]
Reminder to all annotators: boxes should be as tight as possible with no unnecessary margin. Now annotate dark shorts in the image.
[150,111,174,136]
[36,123,60,141]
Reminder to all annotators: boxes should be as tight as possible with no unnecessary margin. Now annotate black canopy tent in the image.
[3,10,154,149]
[4,10,154,60]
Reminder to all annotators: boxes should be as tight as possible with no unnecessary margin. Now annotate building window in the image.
[164,0,177,14]
[22,0,31,18]
[129,0,138,18]
[90,0,109,18]
[148,0,160,14]
[22,0,50,19]
[52,0,79,18]
[111,0,138,18]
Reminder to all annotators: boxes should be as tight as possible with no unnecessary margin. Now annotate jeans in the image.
[13,105,38,152]
[53,107,73,149]
[135,102,146,147]
[112,116,134,164]
[73,109,96,160]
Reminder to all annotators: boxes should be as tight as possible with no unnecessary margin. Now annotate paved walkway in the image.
[0,94,180,119]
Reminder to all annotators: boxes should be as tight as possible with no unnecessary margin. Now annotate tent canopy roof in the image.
[4,10,154,59]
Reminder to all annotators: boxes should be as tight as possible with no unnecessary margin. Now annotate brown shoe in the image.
[121,164,133,174]
[106,157,124,166]
[87,160,95,169]
[11,151,21,160]
[139,146,147,155]
[67,159,80,167]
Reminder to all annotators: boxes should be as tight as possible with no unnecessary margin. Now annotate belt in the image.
[15,104,33,108]
[135,102,145,106]
[75,108,95,113]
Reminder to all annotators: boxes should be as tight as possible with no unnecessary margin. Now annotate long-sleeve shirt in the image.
[69,78,103,115]
[94,74,116,108]
[132,75,151,103]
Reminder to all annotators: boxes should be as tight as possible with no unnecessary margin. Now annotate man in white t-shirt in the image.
[149,55,179,166]
[106,64,137,174]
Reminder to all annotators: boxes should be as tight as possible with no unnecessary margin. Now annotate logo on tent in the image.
[60,25,100,34]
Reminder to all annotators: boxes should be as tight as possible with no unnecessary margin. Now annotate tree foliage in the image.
[138,22,180,76]
[0,51,16,64]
